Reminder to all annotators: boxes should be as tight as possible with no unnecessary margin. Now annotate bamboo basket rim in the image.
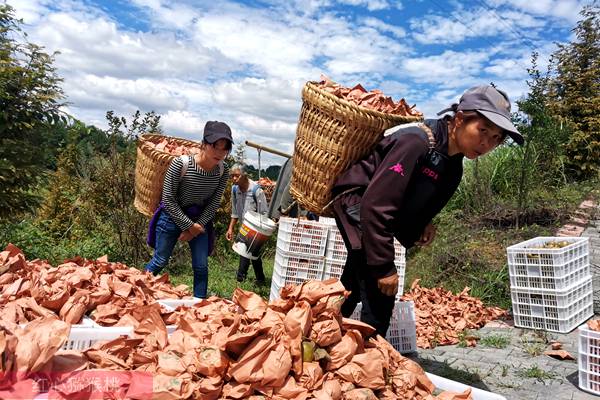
[304,81,423,123]
[137,133,202,159]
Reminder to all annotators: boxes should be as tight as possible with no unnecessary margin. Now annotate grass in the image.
[480,334,511,348]
[517,366,555,382]
[404,179,597,310]
[519,330,550,356]
[457,330,480,348]
[167,242,275,300]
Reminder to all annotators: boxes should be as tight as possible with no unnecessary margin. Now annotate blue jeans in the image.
[145,211,209,298]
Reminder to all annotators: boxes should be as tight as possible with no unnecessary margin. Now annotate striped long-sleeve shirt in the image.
[162,155,229,231]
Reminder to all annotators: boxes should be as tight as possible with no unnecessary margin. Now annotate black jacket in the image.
[332,119,464,278]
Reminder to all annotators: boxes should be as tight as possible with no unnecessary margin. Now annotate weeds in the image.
[517,366,555,382]
[480,334,511,349]
[519,331,549,356]
[457,330,480,348]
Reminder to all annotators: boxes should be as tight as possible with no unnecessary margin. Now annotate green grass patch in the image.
[480,334,511,348]
[517,366,555,382]
[167,243,275,300]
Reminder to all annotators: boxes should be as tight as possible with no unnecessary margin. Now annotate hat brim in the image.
[478,110,524,145]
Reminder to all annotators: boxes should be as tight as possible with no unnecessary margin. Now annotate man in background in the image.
[226,164,268,284]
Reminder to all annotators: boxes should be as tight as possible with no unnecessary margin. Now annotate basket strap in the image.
[418,123,437,150]
[180,155,189,179]
[384,122,436,150]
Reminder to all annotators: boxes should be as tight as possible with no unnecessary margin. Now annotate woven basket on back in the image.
[290,81,423,216]
[134,134,201,217]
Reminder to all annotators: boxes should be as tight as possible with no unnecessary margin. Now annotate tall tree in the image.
[513,53,570,227]
[0,4,65,216]
[79,111,161,265]
[547,5,600,177]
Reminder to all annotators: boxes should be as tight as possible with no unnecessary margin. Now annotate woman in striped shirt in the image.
[145,121,233,298]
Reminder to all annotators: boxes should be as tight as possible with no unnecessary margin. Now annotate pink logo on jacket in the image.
[388,163,405,176]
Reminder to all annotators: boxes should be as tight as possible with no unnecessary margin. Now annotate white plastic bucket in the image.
[232,211,277,260]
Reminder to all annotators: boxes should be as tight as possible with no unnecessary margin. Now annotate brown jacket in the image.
[332,119,464,278]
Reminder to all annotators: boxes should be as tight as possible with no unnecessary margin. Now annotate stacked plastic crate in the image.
[578,323,600,395]
[350,300,417,354]
[507,236,592,333]
[323,219,406,298]
[270,217,330,301]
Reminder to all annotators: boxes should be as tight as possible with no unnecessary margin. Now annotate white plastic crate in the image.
[578,322,600,396]
[276,217,330,257]
[509,255,590,291]
[511,277,593,333]
[325,228,348,263]
[351,301,417,354]
[63,326,133,351]
[426,373,507,400]
[20,316,97,330]
[507,237,589,290]
[158,298,203,309]
[323,258,406,299]
[325,226,406,264]
[273,251,325,282]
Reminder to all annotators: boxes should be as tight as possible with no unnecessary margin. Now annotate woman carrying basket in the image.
[145,121,232,298]
[331,85,524,337]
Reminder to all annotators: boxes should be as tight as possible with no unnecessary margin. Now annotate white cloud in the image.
[337,0,396,11]
[362,17,406,38]
[160,110,206,140]
[211,78,304,124]
[64,75,189,113]
[10,0,582,168]
[488,0,586,24]
[31,12,230,80]
[401,50,491,85]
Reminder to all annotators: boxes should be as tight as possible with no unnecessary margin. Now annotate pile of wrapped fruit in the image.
[317,75,422,117]
[146,137,202,156]
[0,245,474,399]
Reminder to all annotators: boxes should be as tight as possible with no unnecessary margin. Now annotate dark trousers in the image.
[237,256,266,282]
[340,249,396,338]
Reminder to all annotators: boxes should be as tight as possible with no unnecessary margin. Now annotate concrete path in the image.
[408,201,600,399]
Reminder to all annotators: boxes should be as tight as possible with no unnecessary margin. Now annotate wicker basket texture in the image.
[290,81,423,216]
[134,134,201,217]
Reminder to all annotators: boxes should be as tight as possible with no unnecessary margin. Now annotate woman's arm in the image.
[162,157,194,231]
[197,164,229,226]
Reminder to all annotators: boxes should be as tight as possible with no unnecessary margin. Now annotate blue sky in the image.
[14,0,591,165]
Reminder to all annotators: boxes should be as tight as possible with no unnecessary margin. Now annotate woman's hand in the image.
[178,231,194,241]
[377,274,398,297]
[415,223,436,246]
[226,227,234,241]
[189,223,205,237]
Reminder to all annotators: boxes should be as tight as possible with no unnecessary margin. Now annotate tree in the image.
[232,143,246,165]
[79,110,161,265]
[37,142,80,237]
[547,5,600,177]
[513,53,570,227]
[0,4,65,216]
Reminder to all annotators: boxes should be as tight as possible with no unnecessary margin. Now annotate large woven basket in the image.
[134,134,201,217]
[290,81,423,216]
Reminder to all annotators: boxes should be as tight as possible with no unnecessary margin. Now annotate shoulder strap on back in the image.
[384,122,436,150]
[417,123,437,150]
[179,155,189,179]
[251,183,260,203]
